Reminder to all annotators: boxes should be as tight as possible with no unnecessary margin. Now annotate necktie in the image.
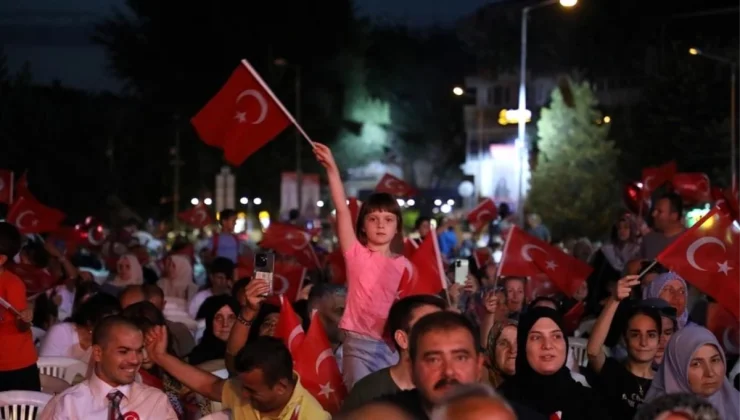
[107,390,124,420]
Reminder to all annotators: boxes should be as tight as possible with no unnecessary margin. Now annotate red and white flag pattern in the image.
[656,206,739,319]
[498,226,592,298]
[641,161,677,199]
[178,203,213,228]
[672,172,711,203]
[191,60,292,166]
[7,195,65,234]
[374,173,417,197]
[274,295,306,355]
[398,233,447,298]
[260,223,321,269]
[467,198,497,231]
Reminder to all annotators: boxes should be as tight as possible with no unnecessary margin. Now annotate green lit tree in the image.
[527,79,620,240]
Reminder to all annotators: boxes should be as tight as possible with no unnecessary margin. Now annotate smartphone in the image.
[253,252,276,296]
[453,259,469,285]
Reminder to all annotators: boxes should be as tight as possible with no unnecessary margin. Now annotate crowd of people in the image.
[0,142,738,420]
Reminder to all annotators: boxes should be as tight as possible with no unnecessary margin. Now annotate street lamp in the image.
[453,86,465,96]
[689,47,737,191]
[517,0,578,223]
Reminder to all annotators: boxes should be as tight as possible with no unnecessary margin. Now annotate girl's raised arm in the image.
[313,143,357,252]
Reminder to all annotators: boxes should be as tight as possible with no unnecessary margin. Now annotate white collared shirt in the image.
[38,372,177,420]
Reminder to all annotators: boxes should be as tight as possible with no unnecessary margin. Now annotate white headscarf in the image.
[109,254,144,287]
[157,254,194,299]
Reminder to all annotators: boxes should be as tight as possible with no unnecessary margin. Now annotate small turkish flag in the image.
[191,60,292,166]
[0,170,14,205]
[265,262,306,305]
[712,187,739,220]
[498,226,592,298]
[274,295,305,356]
[672,172,711,203]
[402,238,418,259]
[657,207,739,319]
[641,161,677,199]
[374,173,417,197]
[260,223,321,269]
[324,250,346,285]
[7,195,65,234]
[472,247,493,270]
[178,203,213,228]
[6,263,56,297]
[295,311,347,414]
[398,233,447,299]
[467,198,497,231]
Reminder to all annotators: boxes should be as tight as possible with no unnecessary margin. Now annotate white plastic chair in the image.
[0,390,51,420]
[164,298,187,311]
[568,337,589,368]
[574,319,596,338]
[571,371,591,388]
[39,374,70,395]
[36,357,88,384]
[201,410,232,420]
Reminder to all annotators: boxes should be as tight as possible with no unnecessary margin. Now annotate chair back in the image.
[567,337,589,368]
[0,390,51,420]
[36,357,88,384]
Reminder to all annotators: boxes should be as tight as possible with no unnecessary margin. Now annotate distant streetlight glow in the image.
[406,199,416,206]
[447,199,455,206]
[253,197,262,205]
[191,198,199,205]
[441,204,452,214]
[434,199,442,206]
[688,47,700,56]
[603,116,612,124]
[396,198,405,207]
[559,0,578,7]
[203,198,213,206]
[316,200,325,208]
[453,86,465,96]
[240,197,248,205]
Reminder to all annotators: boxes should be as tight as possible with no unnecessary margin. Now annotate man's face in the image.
[318,293,346,344]
[119,289,145,309]
[93,326,144,386]
[210,272,231,293]
[222,216,238,233]
[237,368,288,413]
[652,198,677,232]
[412,327,483,406]
[395,304,443,352]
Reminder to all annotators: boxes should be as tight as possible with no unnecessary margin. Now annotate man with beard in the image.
[378,311,544,419]
[39,316,177,419]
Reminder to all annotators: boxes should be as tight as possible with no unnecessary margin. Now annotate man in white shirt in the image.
[39,316,178,420]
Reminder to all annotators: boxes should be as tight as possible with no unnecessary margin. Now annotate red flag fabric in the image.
[0,170,14,205]
[498,227,592,298]
[562,301,585,336]
[402,238,418,259]
[7,195,65,234]
[467,198,497,231]
[374,173,417,197]
[6,263,56,297]
[274,295,305,356]
[191,60,291,166]
[672,172,711,203]
[178,203,213,228]
[295,311,347,414]
[260,223,320,269]
[656,207,740,319]
[712,187,739,220]
[347,198,362,228]
[324,250,346,285]
[398,233,446,299]
[265,262,306,305]
[704,302,740,355]
[14,172,29,200]
[473,248,493,270]
[641,161,677,198]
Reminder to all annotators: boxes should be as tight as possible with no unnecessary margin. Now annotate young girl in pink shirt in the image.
[314,143,409,387]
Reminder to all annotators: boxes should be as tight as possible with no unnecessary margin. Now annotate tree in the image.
[527,79,620,240]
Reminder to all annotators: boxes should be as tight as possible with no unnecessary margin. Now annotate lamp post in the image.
[518,0,578,224]
[453,86,485,201]
[689,47,737,191]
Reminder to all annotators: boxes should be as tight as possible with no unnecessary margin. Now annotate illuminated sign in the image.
[498,109,532,126]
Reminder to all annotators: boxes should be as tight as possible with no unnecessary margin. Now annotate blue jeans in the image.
[341,331,398,389]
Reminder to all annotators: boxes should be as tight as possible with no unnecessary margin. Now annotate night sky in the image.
[0,0,493,91]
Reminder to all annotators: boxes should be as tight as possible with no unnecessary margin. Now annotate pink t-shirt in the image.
[339,241,408,339]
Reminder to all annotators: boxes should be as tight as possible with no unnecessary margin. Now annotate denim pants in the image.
[341,331,399,389]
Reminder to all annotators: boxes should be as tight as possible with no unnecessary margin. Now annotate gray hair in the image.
[635,393,721,420]
[430,383,514,420]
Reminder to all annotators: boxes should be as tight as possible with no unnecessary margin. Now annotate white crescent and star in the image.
[315,349,334,375]
[195,208,207,223]
[286,231,310,250]
[273,274,290,295]
[235,90,268,124]
[88,227,105,246]
[722,327,740,354]
[643,175,655,191]
[15,210,37,230]
[475,210,492,226]
[686,237,727,272]
[383,177,400,191]
[521,244,545,262]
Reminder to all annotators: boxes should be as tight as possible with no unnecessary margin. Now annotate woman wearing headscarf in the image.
[188,295,240,365]
[485,319,517,388]
[108,254,144,287]
[157,254,196,300]
[643,272,690,329]
[499,307,612,419]
[645,325,740,420]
